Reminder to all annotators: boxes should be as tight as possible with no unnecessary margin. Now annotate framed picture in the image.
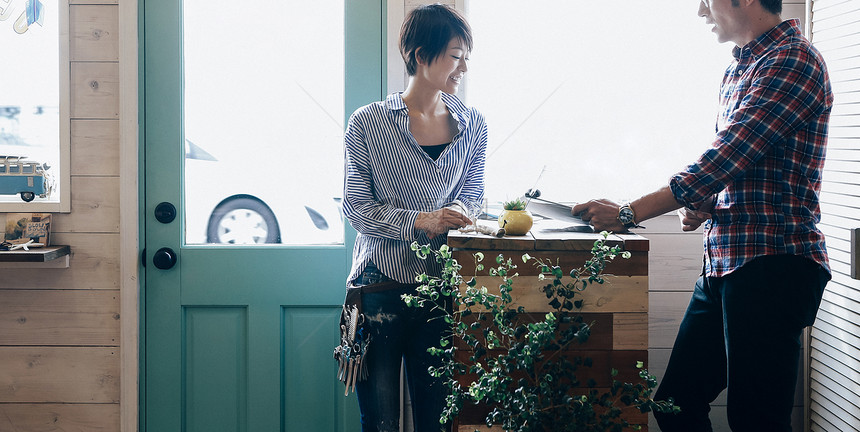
[2,212,50,245]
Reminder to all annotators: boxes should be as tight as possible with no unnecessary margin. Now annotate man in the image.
[572,0,832,430]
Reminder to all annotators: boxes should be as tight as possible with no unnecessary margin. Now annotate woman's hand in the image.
[415,208,472,239]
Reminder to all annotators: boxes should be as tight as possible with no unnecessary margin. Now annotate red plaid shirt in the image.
[670,20,832,277]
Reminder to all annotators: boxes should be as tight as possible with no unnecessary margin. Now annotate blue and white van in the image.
[0,156,54,202]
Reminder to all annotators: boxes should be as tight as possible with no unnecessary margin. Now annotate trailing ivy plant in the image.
[403,232,679,432]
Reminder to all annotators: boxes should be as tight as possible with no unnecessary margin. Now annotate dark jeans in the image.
[653,255,829,432]
[353,264,450,432]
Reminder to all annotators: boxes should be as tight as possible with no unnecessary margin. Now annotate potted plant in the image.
[404,232,679,431]
[498,198,533,235]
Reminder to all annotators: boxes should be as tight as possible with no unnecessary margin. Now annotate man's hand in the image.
[677,208,711,232]
[415,208,472,239]
[571,199,626,232]
[676,195,714,231]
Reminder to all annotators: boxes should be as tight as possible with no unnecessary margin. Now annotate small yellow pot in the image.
[498,210,533,236]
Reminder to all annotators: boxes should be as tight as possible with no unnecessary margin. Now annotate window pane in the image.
[183,0,344,245]
[0,0,61,206]
[464,1,733,204]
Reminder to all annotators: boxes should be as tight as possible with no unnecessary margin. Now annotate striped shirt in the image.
[670,20,832,277]
[343,92,487,285]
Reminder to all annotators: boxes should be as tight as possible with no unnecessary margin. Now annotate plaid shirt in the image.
[670,20,832,277]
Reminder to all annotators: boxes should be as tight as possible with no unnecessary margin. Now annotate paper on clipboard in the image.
[527,199,593,233]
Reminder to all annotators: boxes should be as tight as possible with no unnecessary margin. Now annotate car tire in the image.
[206,197,280,244]
[20,192,35,202]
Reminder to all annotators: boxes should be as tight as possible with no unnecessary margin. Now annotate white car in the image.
[183,140,344,245]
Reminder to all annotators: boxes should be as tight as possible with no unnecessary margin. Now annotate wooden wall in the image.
[0,1,123,431]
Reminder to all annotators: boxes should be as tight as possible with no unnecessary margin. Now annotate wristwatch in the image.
[617,204,638,229]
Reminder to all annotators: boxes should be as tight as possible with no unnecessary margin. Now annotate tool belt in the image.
[334,280,413,395]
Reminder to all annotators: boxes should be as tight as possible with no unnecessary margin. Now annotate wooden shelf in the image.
[0,245,71,268]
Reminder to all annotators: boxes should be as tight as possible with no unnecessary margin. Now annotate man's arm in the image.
[571,186,684,232]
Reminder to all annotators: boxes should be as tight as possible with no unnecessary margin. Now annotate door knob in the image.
[155,202,177,223]
[153,247,177,270]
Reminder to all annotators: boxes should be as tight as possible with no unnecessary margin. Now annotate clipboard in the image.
[526,197,593,233]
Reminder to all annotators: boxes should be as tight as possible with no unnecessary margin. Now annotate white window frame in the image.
[0,0,71,212]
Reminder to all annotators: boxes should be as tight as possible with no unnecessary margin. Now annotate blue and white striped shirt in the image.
[343,92,487,285]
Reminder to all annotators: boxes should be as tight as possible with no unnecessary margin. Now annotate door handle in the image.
[155,202,177,223]
[152,247,178,270]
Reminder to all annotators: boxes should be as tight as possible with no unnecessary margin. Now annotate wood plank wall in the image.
[809,0,860,430]
[0,1,122,431]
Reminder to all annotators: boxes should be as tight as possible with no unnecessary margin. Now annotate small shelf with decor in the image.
[0,245,71,268]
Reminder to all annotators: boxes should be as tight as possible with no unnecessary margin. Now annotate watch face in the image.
[619,206,635,224]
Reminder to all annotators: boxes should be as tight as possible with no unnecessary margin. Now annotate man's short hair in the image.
[734,0,783,14]
[760,0,783,14]
[399,4,473,76]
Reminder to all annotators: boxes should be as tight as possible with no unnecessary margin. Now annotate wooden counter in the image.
[447,222,650,430]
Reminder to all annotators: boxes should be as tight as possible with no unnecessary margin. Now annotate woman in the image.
[342,4,486,431]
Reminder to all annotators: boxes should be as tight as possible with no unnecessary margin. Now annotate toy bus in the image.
[0,156,54,202]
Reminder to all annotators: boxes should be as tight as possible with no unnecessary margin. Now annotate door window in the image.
[183,0,344,245]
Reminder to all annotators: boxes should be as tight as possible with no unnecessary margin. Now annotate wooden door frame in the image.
[118,0,140,431]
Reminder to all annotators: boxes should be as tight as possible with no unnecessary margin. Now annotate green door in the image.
[142,1,384,431]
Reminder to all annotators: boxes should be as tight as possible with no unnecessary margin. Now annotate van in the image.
[0,156,54,202]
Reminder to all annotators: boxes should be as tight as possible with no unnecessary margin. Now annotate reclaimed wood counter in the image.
[447,222,650,431]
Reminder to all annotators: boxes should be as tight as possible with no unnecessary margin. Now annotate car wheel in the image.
[20,192,35,202]
[206,197,280,244]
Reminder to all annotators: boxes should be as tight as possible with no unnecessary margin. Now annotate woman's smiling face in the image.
[422,38,470,94]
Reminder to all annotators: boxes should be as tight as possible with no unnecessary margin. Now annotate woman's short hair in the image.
[399,4,473,76]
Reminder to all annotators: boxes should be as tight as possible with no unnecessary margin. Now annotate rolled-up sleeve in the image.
[670,45,830,210]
